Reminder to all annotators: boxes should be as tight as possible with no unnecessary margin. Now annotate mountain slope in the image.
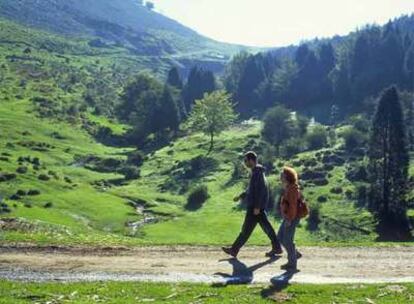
[0,0,253,73]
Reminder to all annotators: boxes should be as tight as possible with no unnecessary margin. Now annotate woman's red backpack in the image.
[297,192,309,219]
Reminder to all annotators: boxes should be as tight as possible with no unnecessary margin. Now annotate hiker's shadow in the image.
[260,270,298,299]
[213,257,279,285]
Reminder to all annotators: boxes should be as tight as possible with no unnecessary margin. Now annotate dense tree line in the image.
[116,65,218,146]
[223,15,414,123]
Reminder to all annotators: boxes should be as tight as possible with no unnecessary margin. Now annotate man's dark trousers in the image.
[232,207,281,253]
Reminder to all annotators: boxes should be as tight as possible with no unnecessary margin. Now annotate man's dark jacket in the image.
[243,164,269,210]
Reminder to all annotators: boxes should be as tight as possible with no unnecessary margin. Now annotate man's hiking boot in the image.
[265,247,283,257]
[280,263,298,271]
[222,247,238,258]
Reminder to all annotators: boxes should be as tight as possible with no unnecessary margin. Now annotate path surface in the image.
[0,246,413,284]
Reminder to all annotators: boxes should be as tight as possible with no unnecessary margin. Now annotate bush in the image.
[27,189,41,196]
[280,137,306,157]
[341,127,367,152]
[330,187,343,194]
[127,150,145,167]
[120,165,140,180]
[43,202,53,208]
[307,202,321,231]
[0,172,16,182]
[317,195,327,203]
[185,184,209,211]
[16,166,28,174]
[306,125,328,150]
[16,189,27,196]
[9,194,20,200]
[38,174,50,181]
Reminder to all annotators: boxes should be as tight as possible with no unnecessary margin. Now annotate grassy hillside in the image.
[0,0,255,74]
[0,16,413,247]
[1,95,412,246]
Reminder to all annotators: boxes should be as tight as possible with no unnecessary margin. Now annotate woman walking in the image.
[278,166,302,271]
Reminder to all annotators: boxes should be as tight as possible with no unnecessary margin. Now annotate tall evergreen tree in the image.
[182,66,216,112]
[167,67,183,90]
[159,85,181,133]
[368,86,411,240]
[235,54,266,117]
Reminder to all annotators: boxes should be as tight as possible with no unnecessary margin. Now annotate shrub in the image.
[32,157,41,166]
[280,137,306,157]
[120,165,140,180]
[317,195,328,203]
[38,174,50,181]
[27,189,41,196]
[16,189,27,196]
[16,166,28,174]
[306,125,328,150]
[330,187,343,194]
[43,202,53,208]
[185,184,209,211]
[9,194,20,200]
[307,202,321,231]
[313,178,329,186]
[0,173,16,182]
[127,150,145,167]
[341,127,367,152]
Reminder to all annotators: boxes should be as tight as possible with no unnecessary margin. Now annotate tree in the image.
[306,125,328,150]
[262,105,296,155]
[182,66,216,112]
[119,74,181,145]
[368,86,411,240]
[167,67,183,90]
[166,67,186,117]
[186,91,237,155]
[145,1,154,10]
[235,54,267,116]
[158,85,181,133]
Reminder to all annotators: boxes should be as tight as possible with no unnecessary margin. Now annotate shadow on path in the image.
[213,257,279,285]
[260,270,299,301]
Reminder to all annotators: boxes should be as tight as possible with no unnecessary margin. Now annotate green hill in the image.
[1,93,412,246]
[0,0,255,74]
[0,5,412,247]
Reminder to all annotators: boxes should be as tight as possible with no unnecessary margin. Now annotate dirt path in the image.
[0,246,413,284]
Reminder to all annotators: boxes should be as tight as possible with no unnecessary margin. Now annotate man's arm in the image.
[252,170,265,212]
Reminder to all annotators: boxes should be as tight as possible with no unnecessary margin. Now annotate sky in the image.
[151,0,414,47]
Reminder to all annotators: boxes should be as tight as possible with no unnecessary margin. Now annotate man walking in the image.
[222,151,282,258]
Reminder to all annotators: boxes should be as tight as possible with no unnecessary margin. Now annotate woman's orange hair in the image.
[282,166,298,185]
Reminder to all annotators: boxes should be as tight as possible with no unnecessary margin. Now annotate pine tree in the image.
[159,85,181,133]
[235,54,266,116]
[182,66,216,112]
[167,67,183,90]
[368,86,411,240]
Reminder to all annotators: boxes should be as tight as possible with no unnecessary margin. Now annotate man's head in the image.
[244,151,257,169]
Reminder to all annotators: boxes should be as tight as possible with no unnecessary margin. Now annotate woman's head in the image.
[281,166,298,186]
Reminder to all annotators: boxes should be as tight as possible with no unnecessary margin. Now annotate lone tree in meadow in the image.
[187,91,237,155]
[368,86,411,240]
